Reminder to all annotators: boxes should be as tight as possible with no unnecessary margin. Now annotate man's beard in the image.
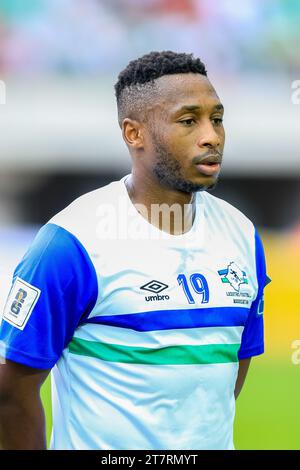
[152,138,218,194]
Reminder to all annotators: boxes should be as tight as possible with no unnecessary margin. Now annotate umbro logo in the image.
[140,280,168,294]
[140,280,170,302]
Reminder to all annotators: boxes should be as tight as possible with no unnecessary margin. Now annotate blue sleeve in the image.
[238,229,271,360]
[0,223,98,369]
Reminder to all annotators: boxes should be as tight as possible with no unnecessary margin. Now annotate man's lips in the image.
[194,154,222,177]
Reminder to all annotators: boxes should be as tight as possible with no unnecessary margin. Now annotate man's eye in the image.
[180,118,195,126]
[212,118,223,126]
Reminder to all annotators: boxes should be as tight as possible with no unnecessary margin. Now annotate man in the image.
[0,51,270,450]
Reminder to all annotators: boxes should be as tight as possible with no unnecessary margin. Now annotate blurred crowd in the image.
[0,0,299,76]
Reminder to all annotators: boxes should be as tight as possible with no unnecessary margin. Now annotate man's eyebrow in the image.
[213,103,224,111]
[174,103,224,113]
[177,105,201,112]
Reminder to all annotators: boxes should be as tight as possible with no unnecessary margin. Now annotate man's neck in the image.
[125,171,196,235]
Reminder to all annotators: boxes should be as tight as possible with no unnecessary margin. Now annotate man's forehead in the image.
[154,73,220,109]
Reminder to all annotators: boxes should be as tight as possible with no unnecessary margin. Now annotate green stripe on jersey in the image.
[69,337,240,365]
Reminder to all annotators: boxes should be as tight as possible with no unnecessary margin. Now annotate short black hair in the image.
[115,51,207,126]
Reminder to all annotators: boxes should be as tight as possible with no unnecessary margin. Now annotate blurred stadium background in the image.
[0,0,299,449]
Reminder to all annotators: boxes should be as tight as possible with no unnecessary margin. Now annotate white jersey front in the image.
[0,175,269,449]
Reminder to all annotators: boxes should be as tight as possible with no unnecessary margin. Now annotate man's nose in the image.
[196,120,221,149]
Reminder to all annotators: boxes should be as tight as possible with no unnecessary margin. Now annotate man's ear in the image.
[122,118,144,150]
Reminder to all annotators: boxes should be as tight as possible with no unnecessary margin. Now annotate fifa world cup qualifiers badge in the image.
[10,289,28,315]
[2,278,41,330]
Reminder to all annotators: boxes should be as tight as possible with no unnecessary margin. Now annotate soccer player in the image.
[0,51,270,450]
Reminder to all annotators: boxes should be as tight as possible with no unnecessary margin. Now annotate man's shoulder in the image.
[47,177,125,246]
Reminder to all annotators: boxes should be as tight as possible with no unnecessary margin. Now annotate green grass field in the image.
[234,356,300,449]
[41,354,300,449]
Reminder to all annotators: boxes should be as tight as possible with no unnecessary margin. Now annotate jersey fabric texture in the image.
[0,175,270,450]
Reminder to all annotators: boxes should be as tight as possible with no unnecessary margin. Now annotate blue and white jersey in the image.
[0,175,270,450]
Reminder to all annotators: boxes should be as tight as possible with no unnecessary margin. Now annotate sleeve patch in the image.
[2,277,41,331]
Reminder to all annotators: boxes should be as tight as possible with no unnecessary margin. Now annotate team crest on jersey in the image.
[218,262,248,292]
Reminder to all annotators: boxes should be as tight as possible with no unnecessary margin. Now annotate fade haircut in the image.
[114,51,207,127]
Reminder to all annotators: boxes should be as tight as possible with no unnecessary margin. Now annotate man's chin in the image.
[180,175,220,193]
[174,180,218,194]
[153,167,219,194]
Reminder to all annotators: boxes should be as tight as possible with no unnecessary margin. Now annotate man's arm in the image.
[234,358,251,400]
[0,359,50,450]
